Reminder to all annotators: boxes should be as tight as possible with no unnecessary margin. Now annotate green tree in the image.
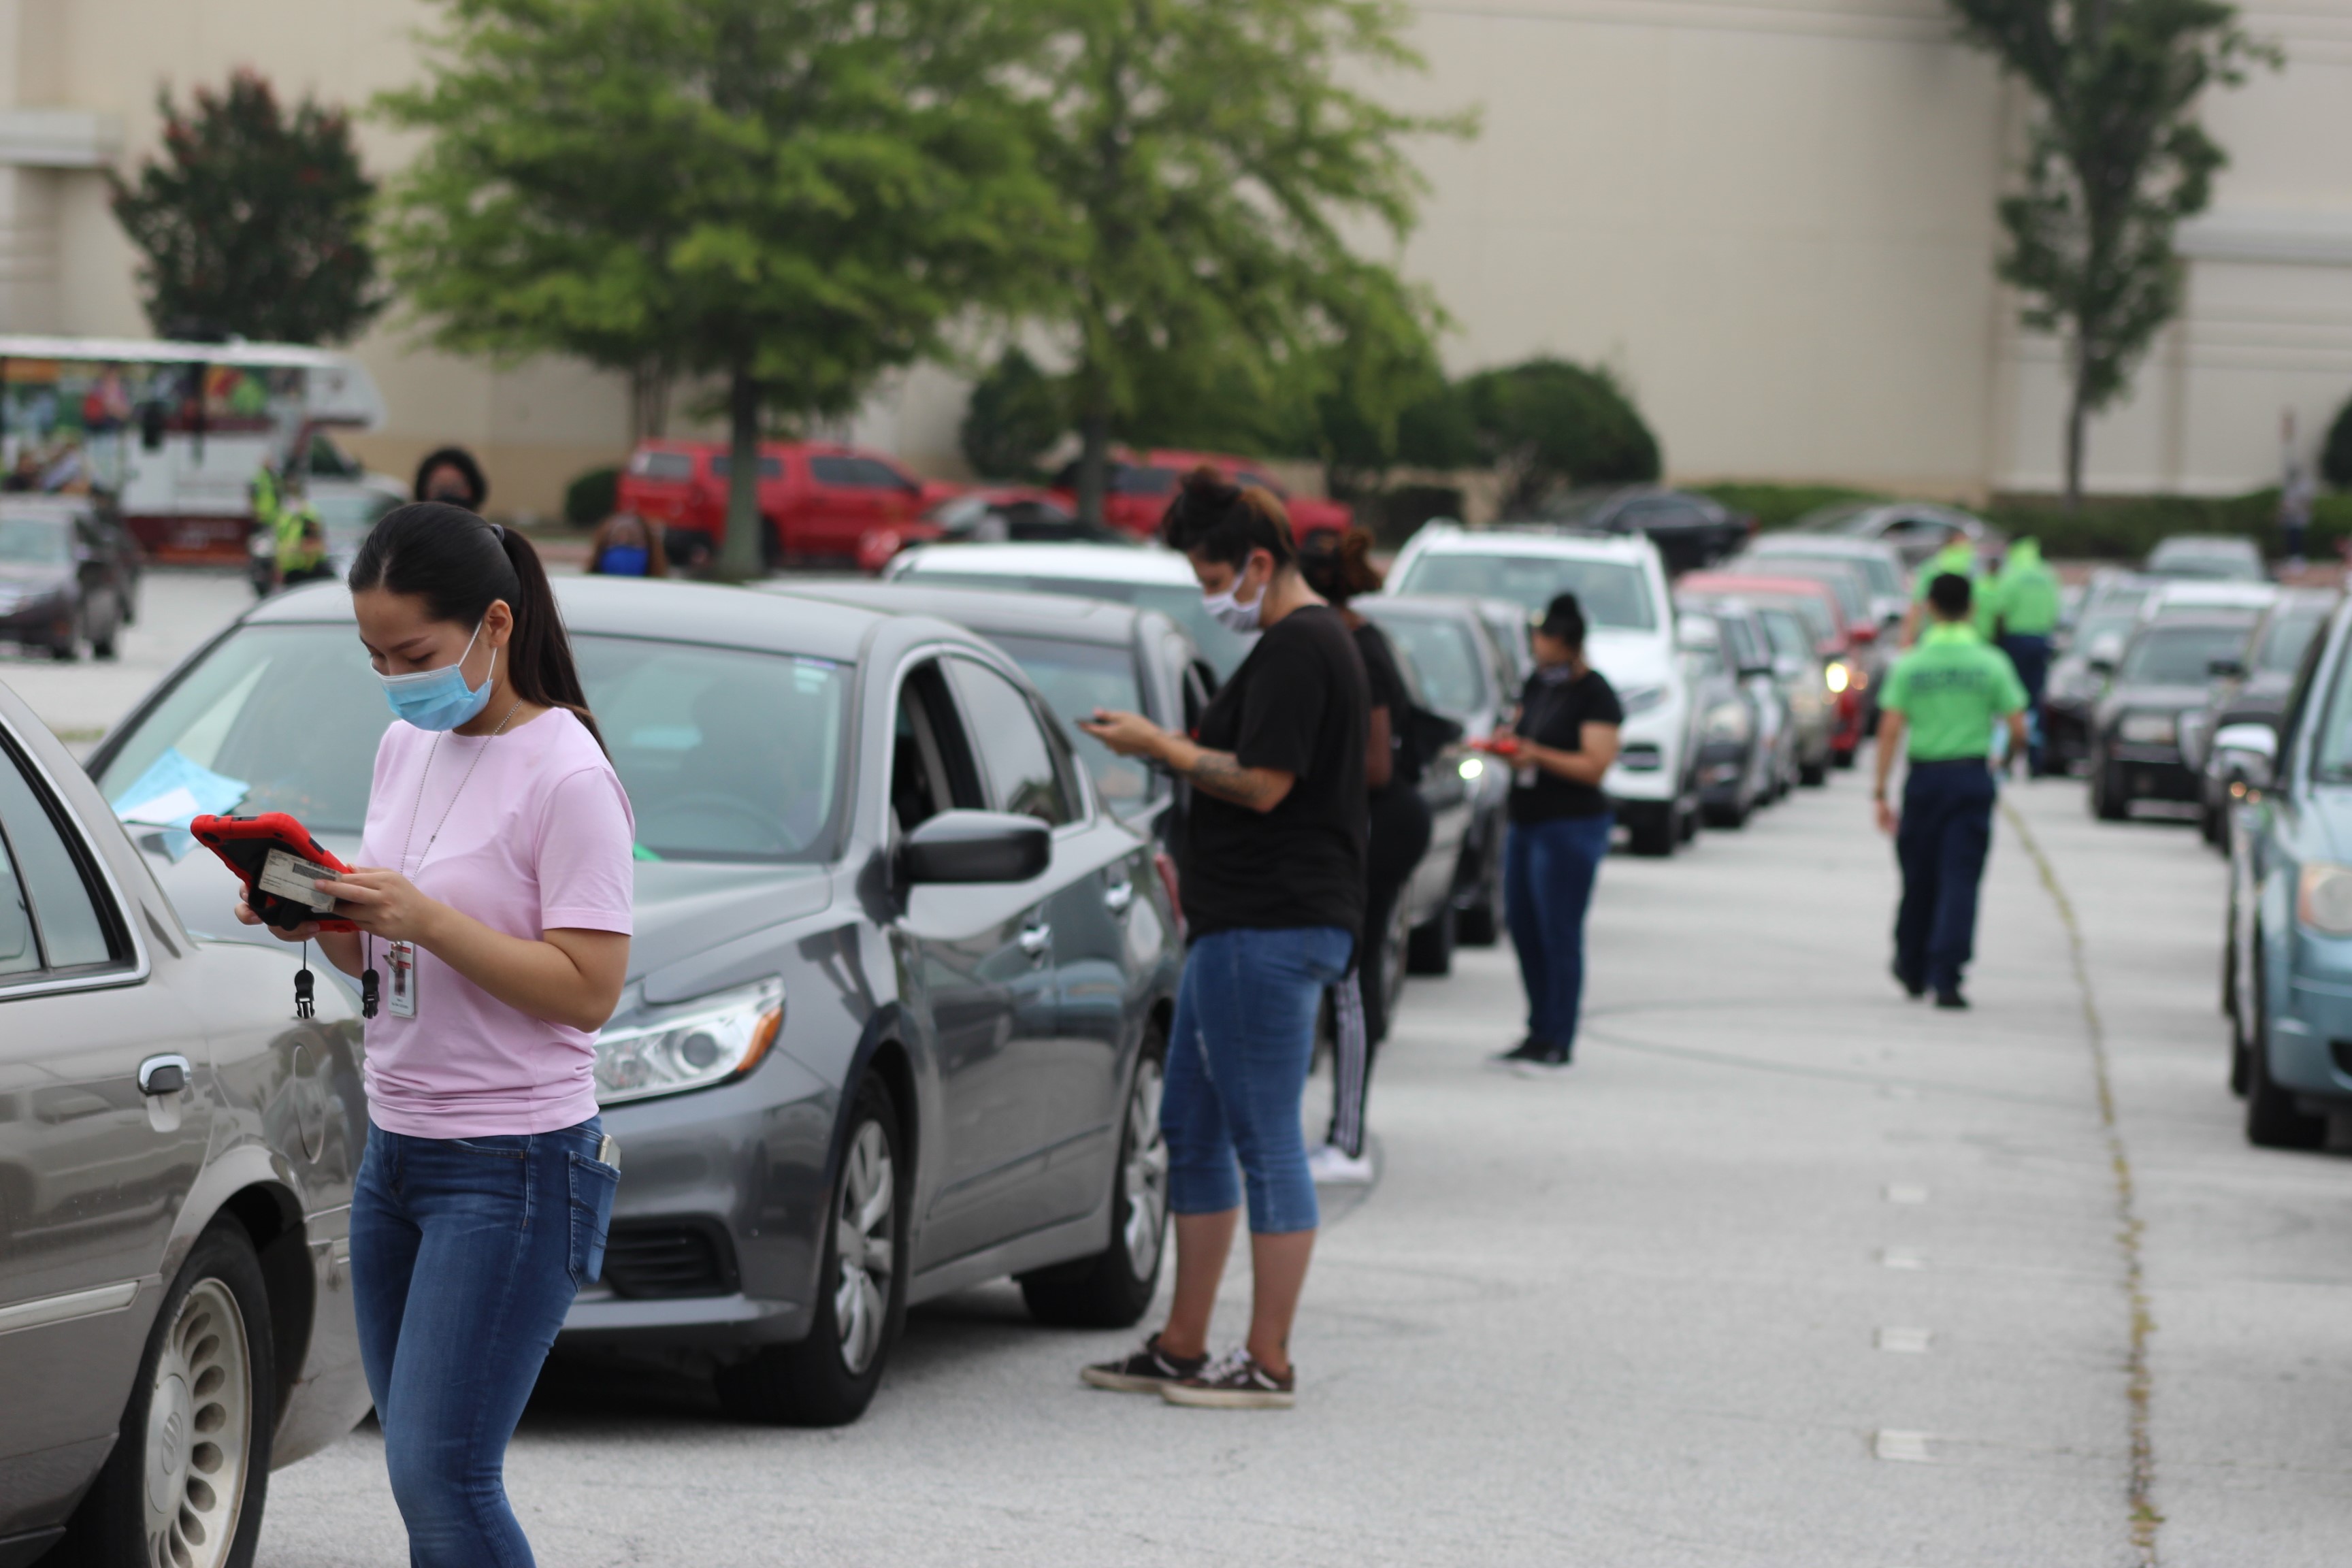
[110,71,382,344]
[1456,359,1661,514]
[1950,0,2275,509]
[380,0,1051,574]
[2323,391,2352,490]
[1026,0,1469,523]
[960,348,1068,479]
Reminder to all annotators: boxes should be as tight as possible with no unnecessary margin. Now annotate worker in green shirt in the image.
[1990,536,2062,774]
[1900,527,1981,647]
[252,459,328,592]
[1874,571,2028,1009]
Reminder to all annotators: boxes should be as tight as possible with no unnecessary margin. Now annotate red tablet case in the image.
[189,812,358,933]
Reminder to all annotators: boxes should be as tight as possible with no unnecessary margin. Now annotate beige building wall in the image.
[0,0,2347,513]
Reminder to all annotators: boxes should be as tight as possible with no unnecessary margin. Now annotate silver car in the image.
[0,681,371,1568]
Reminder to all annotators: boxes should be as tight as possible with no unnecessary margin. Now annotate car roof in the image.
[2149,534,2261,556]
[891,540,1200,584]
[247,574,894,663]
[2146,580,2278,612]
[1746,534,1904,563]
[2131,612,2260,635]
[1358,594,1484,624]
[1399,523,1654,564]
[760,579,1152,649]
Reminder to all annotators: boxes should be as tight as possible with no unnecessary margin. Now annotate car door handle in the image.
[138,1054,192,1096]
[1103,879,1135,915]
[1017,923,1051,958]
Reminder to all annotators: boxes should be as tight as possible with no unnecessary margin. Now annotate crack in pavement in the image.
[2002,800,2161,1566]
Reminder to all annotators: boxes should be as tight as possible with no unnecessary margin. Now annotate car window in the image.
[812,456,907,489]
[947,659,1073,826]
[0,732,120,973]
[2119,627,2249,685]
[1114,466,1178,497]
[629,451,696,482]
[1364,611,1486,717]
[987,634,1154,816]
[1395,553,1657,632]
[1758,608,1811,663]
[97,623,853,863]
[2255,611,2329,676]
[1720,615,1763,670]
[892,662,985,832]
[708,455,784,479]
[0,514,71,565]
[895,568,1255,678]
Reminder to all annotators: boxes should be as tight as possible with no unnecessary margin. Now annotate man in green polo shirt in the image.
[1991,536,2061,774]
[1901,527,1980,647]
[1874,572,2029,1009]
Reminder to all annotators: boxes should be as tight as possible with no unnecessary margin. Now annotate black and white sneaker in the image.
[1488,1038,1552,1072]
[1081,1334,1207,1393]
[1160,1350,1296,1409]
[1512,1045,1573,1077]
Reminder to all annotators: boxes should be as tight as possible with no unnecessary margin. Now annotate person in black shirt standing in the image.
[1297,527,1434,1183]
[1490,593,1622,1075]
[1078,471,1368,1409]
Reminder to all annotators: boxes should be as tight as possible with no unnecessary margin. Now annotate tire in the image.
[2244,947,2328,1150]
[760,517,787,574]
[1830,747,1857,770]
[1405,902,1456,975]
[2091,758,2127,821]
[89,592,121,660]
[56,1222,275,1568]
[1455,849,1504,947]
[1021,1035,1169,1328]
[1627,804,1676,858]
[1799,757,1828,787]
[2225,896,2251,1096]
[715,1077,907,1425]
[48,605,83,662]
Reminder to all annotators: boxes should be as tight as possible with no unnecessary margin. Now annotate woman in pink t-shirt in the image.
[236,502,632,1566]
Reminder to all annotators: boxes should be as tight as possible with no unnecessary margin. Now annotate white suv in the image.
[1388,523,1701,855]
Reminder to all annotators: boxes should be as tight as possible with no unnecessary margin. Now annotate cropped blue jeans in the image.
[351,1117,618,1568]
[1163,925,1354,1234]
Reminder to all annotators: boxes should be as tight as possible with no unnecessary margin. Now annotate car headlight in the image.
[1703,701,1750,743]
[1458,756,1486,781]
[2117,711,2176,745]
[2298,864,2352,936]
[594,977,784,1105]
[1618,683,1668,716]
[1825,662,1851,694]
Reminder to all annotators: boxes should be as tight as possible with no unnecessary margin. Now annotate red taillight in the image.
[1154,849,1186,942]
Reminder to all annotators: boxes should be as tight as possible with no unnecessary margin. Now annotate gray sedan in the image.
[1,680,371,1568]
[84,576,1182,1428]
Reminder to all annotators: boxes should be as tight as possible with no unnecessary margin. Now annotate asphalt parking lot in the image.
[17,571,2347,1567]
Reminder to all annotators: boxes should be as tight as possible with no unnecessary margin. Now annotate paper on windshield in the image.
[110,747,248,862]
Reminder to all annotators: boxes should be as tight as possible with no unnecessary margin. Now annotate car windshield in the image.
[1757,608,1812,663]
[895,568,1253,676]
[2148,542,2261,581]
[2255,610,2328,675]
[1754,542,1901,599]
[986,634,1153,815]
[1791,502,1876,534]
[95,623,851,862]
[1364,610,1486,717]
[1746,559,1867,623]
[2119,626,2248,686]
[0,515,69,565]
[1394,553,1656,631]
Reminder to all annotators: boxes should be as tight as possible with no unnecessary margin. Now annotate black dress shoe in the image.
[1891,963,1925,1000]
[1933,989,1968,1010]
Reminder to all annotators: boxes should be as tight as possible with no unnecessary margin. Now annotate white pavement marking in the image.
[1878,1248,1928,1270]
[1882,1183,1929,1204]
[1874,1429,1935,1464]
[1876,1326,1934,1354]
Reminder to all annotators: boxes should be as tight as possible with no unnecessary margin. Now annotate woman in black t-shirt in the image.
[1298,528,1433,1177]
[1079,472,1367,1409]
[1490,593,1622,1075]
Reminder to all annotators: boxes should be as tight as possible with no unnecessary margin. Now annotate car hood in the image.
[136,828,833,985]
[1584,630,1675,696]
[0,561,71,590]
[2095,680,2212,722]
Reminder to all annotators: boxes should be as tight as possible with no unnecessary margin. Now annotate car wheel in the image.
[1830,747,1857,770]
[715,1077,906,1426]
[1020,1034,1169,1328]
[1405,903,1456,975]
[1799,757,1828,787]
[48,605,84,662]
[89,591,122,660]
[1455,848,1504,947]
[59,1222,274,1568]
[1627,804,1676,858]
[2244,947,2328,1150]
[2091,757,2127,821]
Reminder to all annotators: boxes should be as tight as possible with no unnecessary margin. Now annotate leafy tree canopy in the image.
[960,347,1068,480]
[110,70,382,344]
[2323,391,2352,491]
[1451,359,1662,514]
[1949,0,2274,507]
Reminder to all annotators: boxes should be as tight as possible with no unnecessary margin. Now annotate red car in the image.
[1678,570,1872,766]
[1047,448,1350,541]
[617,440,964,573]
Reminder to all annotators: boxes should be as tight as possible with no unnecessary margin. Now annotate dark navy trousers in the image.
[1893,760,1996,995]
[1997,634,2051,773]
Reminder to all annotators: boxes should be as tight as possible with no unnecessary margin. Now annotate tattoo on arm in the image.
[1184,749,1288,810]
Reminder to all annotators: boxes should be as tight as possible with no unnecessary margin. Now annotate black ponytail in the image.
[348,502,606,752]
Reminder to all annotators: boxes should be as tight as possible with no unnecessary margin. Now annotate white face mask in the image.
[1201,559,1267,633]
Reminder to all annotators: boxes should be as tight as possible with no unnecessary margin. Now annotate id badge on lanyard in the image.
[385,939,419,1018]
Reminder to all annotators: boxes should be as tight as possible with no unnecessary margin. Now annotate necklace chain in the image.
[398,697,527,878]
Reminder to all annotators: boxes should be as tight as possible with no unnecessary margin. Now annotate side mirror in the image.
[2212,721,2277,790]
[2087,632,2125,671]
[898,809,1050,885]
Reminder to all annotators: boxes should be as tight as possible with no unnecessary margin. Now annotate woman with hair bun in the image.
[1078,469,1369,1409]
[1296,526,1431,1183]
[235,501,634,1563]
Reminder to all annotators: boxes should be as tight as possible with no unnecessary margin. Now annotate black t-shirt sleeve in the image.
[1232,622,1328,776]
[1585,674,1624,727]
[1353,624,1405,715]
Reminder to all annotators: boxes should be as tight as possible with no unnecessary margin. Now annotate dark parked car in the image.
[2185,589,2337,844]
[2088,612,2259,820]
[922,489,1130,546]
[0,497,140,660]
[1,678,372,1568]
[1546,487,1753,574]
[84,576,1182,1428]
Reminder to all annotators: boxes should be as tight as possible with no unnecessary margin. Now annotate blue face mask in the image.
[378,621,496,732]
[599,544,651,576]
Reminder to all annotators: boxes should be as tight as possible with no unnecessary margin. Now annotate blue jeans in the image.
[1164,926,1354,1234]
[1505,813,1614,1052]
[1997,634,2051,772]
[1894,760,1997,994]
[352,1119,618,1568]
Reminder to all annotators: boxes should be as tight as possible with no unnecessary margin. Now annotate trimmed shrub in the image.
[960,347,1067,480]
[564,465,620,527]
[1456,359,1660,512]
[1985,489,2352,560]
[2323,391,2352,490]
